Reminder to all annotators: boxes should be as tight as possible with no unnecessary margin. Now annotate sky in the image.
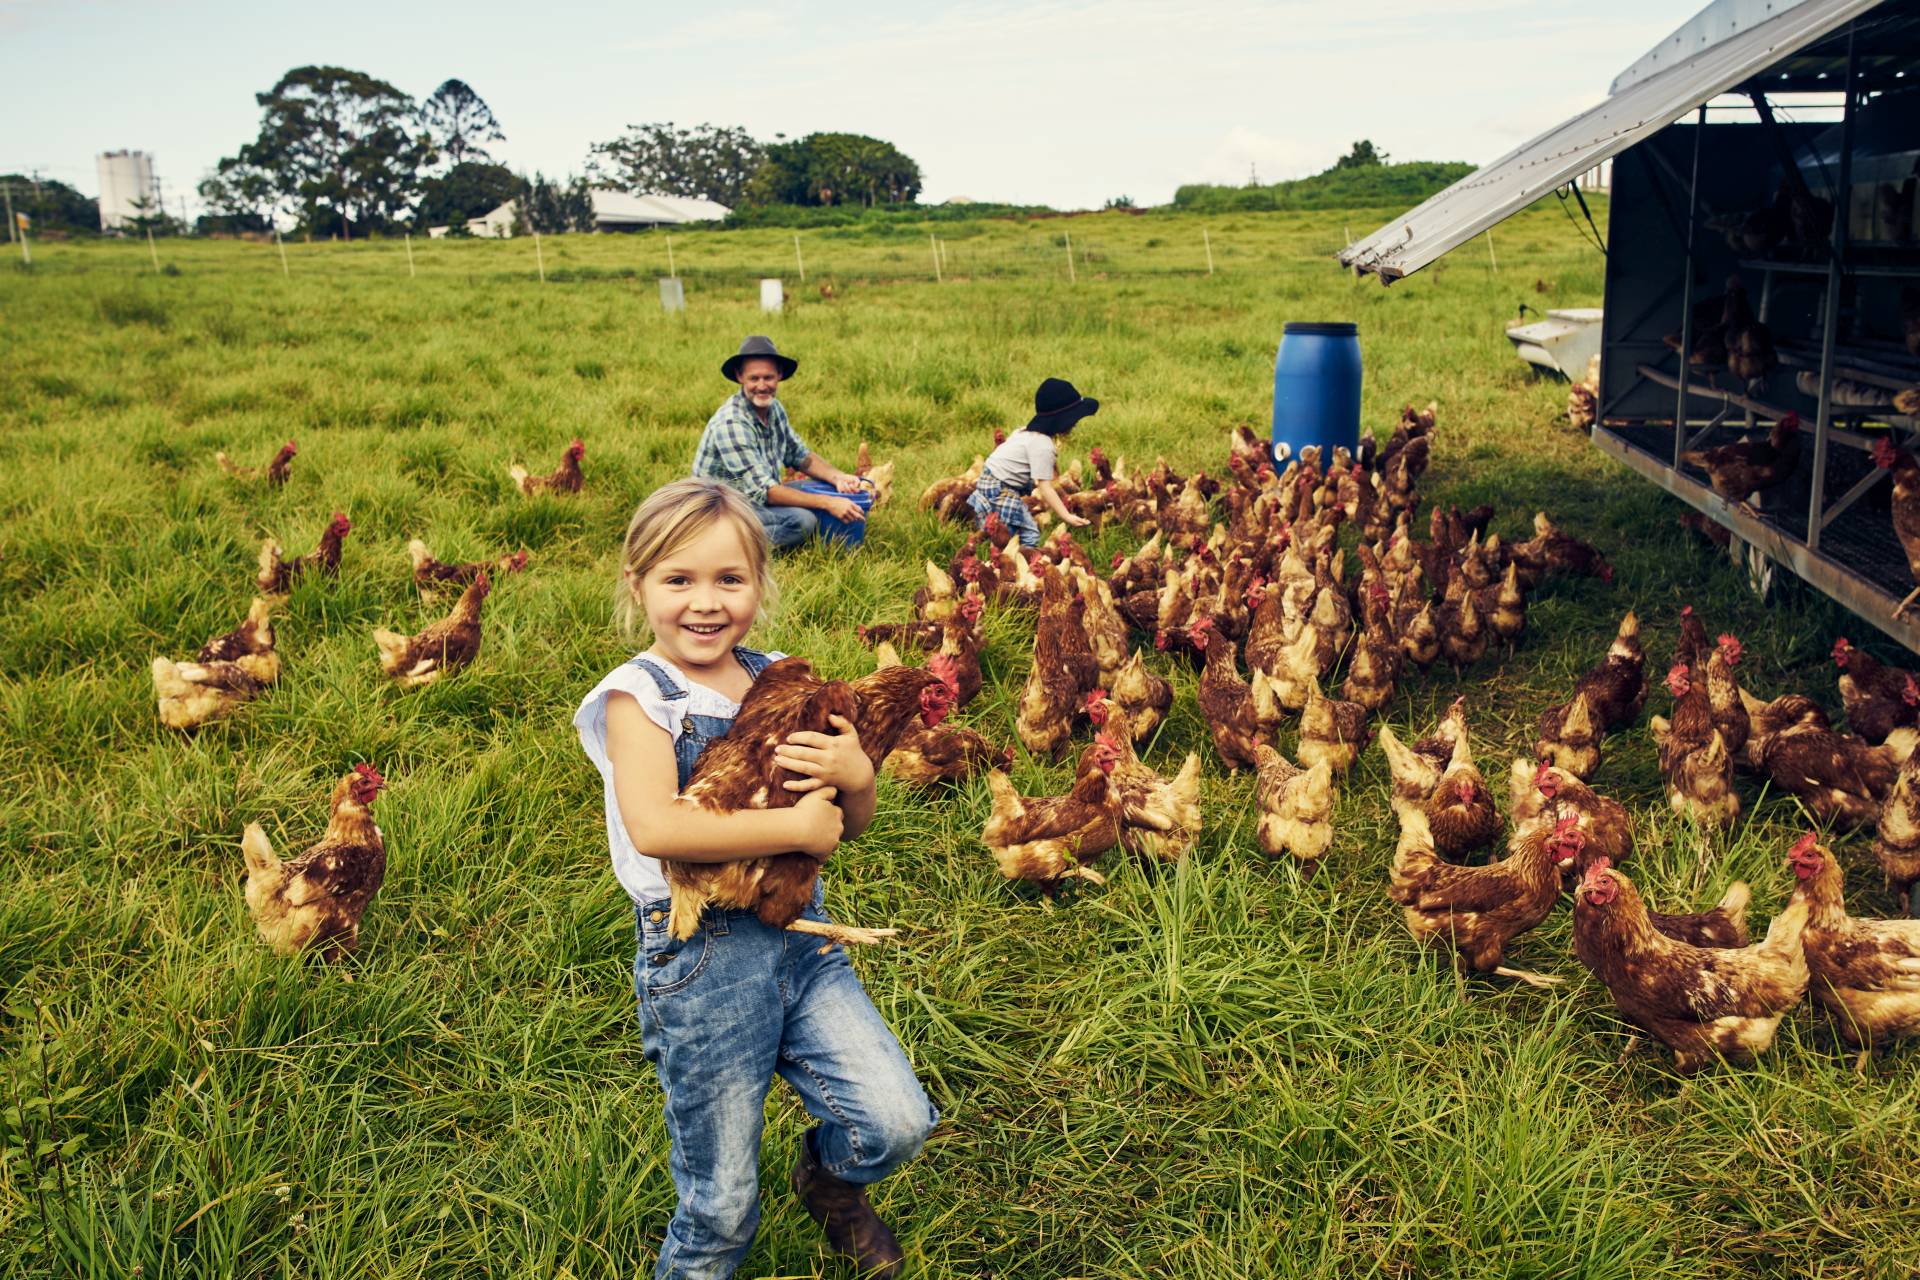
[1,0,1695,214]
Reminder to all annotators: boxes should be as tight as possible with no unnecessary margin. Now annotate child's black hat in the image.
[1026,377,1099,435]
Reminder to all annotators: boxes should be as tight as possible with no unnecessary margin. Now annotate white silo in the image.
[96,150,159,231]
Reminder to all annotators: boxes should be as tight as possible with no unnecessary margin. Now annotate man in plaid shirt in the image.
[693,336,867,548]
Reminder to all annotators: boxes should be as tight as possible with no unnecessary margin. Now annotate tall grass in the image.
[3,207,1918,1278]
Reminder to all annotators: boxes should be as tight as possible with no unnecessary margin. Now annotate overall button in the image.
[650,952,675,966]
[648,910,665,924]
[683,717,697,734]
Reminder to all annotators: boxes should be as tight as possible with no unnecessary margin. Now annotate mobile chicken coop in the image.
[1340,0,1920,653]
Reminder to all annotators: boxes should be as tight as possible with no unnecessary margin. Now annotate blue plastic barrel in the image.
[1271,321,1361,466]
[792,479,874,547]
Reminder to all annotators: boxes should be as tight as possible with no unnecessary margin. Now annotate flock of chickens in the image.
[172,405,1920,1074]
[153,437,584,959]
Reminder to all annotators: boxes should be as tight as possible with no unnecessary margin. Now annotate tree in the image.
[197,157,278,233]
[513,173,595,234]
[0,174,98,235]
[1333,139,1387,170]
[744,132,921,208]
[588,123,763,206]
[413,161,520,229]
[222,65,432,238]
[422,79,504,167]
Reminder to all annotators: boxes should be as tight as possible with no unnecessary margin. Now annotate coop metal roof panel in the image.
[1337,0,1882,282]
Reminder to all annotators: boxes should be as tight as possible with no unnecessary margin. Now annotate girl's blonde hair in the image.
[615,478,776,639]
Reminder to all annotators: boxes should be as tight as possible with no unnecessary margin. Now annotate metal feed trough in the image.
[1342,0,1920,654]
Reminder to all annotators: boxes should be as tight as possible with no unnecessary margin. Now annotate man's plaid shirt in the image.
[692,393,812,506]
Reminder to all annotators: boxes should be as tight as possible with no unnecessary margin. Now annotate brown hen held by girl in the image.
[670,657,959,944]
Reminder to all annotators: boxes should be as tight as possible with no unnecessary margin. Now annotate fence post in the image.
[274,228,290,278]
[931,233,941,283]
[1064,231,1076,283]
[405,232,416,279]
[534,228,546,283]
[793,233,805,283]
[1203,228,1214,275]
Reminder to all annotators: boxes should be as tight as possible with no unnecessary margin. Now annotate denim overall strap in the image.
[628,657,720,789]
[732,646,774,678]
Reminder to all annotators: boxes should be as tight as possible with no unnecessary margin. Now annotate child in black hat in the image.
[966,377,1099,547]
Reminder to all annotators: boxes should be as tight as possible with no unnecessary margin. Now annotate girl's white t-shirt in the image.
[573,649,786,906]
[981,429,1056,491]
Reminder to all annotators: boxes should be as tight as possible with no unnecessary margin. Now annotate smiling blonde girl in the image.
[573,478,932,1280]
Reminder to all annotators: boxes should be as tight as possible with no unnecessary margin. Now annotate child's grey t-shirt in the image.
[981,430,1056,492]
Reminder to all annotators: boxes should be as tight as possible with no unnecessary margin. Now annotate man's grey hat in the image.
[722,335,798,382]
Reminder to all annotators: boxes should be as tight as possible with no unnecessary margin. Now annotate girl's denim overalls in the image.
[626,647,936,1280]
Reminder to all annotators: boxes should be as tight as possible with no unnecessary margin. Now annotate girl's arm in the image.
[1035,479,1089,527]
[605,692,842,862]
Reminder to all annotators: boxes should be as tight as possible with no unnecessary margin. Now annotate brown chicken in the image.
[1016,570,1101,756]
[257,512,352,595]
[1833,635,1920,744]
[1082,696,1203,861]
[1651,663,1740,829]
[1876,750,1920,916]
[1736,684,1831,773]
[409,539,528,599]
[1502,512,1613,587]
[373,572,490,688]
[196,596,281,682]
[1535,692,1602,780]
[1381,704,1498,860]
[1789,835,1920,1061]
[152,597,283,730]
[1254,745,1335,865]
[1108,649,1173,744]
[1389,806,1575,987]
[1679,413,1800,512]
[1872,437,1920,618]
[871,648,1010,787]
[919,455,985,520]
[984,737,1123,888]
[1720,276,1777,388]
[1296,683,1371,776]
[1192,616,1268,771]
[1508,760,1635,869]
[1573,858,1809,1072]
[854,441,894,507]
[151,655,267,732]
[216,439,298,486]
[669,658,959,943]
[242,765,389,961]
[1758,720,1895,828]
[510,438,585,496]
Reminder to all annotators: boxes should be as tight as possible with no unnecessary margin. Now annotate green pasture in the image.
[4,205,1918,1278]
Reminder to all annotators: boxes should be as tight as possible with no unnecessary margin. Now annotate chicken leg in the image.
[784,918,902,953]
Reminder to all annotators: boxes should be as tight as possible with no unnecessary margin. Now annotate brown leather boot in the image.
[792,1134,905,1278]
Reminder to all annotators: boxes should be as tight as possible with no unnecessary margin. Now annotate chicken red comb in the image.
[507,549,529,571]
[282,439,299,454]
[1716,633,1742,666]
[1789,831,1818,858]
[1112,550,1127,569]
[1832,637,1852,664]
[1780,412,1801,430]
[1875,436,1898,468]
[1906,674,1919,706]
[960,591,985,621]
[1534,762,1558,799]
[1681,605,1693,617]
[568,437,586,455]
[353,762,384,785]
[329,511,352,532]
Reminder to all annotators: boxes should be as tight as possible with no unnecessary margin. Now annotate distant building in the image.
[96,150,159,231]
[461,190,731,238]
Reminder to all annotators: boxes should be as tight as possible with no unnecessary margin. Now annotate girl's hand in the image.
[1062,512,1091,527]
[777,715,875,793]
[791,786,843,859]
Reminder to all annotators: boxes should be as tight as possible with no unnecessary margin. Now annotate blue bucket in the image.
[792,480,873,547]
[1271,321,1361,466]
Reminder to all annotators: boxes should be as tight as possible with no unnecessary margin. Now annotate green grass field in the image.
[5,205,1920,1279]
